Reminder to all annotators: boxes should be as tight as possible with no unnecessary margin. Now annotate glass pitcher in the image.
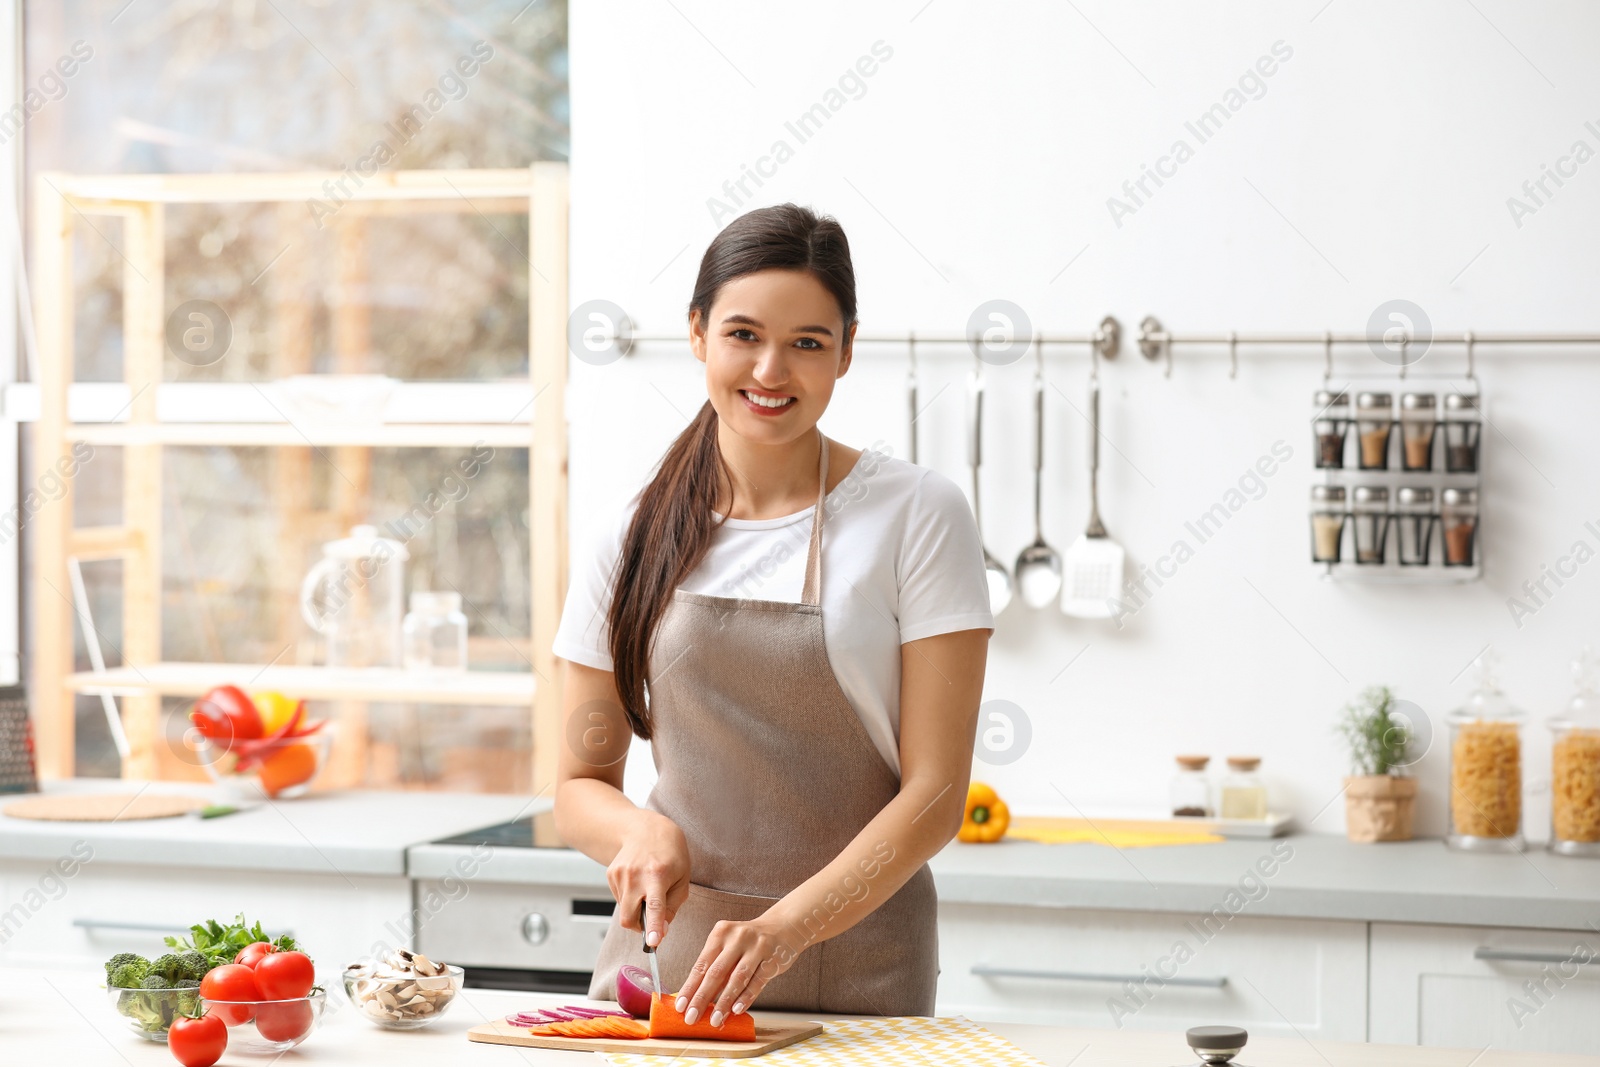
[299,525,409,668]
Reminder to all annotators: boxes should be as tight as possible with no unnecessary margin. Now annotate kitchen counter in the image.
[0,779,544,877]
[4,967,1594,1066]
[412,829,1600,932]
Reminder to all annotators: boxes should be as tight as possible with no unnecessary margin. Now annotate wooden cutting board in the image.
[467,1017,823,1059]
[2,794,206,821]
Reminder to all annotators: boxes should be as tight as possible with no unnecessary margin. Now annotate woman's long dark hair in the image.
[606,204,857,738]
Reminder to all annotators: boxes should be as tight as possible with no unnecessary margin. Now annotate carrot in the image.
[648,992,756,1042]
[525,1017,649,1040]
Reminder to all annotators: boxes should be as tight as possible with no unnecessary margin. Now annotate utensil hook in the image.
[1323,330,1333,381]
[1228,331,1239,380]
[1464,330,1476,382]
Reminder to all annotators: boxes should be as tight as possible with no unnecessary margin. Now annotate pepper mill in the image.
[1186,1025,1250,1065]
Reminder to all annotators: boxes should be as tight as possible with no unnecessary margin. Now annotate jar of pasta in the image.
[1548,652,1600,857]
[1446,656,1525,851]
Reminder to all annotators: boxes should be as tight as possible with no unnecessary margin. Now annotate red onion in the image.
[615,965,655,1019]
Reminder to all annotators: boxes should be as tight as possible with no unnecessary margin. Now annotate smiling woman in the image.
[551,204,994,1025]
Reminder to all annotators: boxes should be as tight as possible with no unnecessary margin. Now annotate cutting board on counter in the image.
[2,794,206,821]
[467,1017,823,1058]
[1005,812,1292,844]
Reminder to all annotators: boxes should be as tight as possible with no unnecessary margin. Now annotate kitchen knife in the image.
[638,900,663,999]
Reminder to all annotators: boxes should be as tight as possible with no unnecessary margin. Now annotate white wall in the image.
[569,1,1600,838]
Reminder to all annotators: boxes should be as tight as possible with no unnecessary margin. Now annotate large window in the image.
[21,1,568,790]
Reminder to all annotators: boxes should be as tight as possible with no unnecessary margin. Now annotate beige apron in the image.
[587,436,938,1017]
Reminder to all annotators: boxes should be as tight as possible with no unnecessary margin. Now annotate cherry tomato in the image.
[199,963,261,1025]
[234,941,276,968]
[254,950,315,1000]
[254,999,314,1043]
[168,1010,227,1067]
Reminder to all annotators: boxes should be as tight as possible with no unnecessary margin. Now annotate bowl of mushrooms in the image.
[342,949,463,1030]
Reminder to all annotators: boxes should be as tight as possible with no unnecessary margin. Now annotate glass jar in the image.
[1399,392,1437,471]
[1395,487,1436,566]
[1446,656,1524,851]
[402,591,469,672]
[1351,486,1390,565]
[1310,485,1346,563]
[1312,389,1349,469]
[1220,756,1267,819]
[1443,392,1482,473]
[1548,652,1600,857]
[1441,488,1478,567]
[1171,754,1212,817]
[1355,391,1394,470]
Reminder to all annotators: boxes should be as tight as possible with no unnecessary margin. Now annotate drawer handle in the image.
[1474,947,1595,965]
[970,963,1227,989]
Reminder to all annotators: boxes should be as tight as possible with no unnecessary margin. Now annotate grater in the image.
[0,685,38,794]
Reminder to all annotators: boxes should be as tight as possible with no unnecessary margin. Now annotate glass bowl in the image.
[197,728,334,799]
[105,984,202,1041]
[343,964,464,1029]
[201,990,329,1054]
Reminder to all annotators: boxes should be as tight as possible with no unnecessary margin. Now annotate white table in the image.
[4,967,1596,1066]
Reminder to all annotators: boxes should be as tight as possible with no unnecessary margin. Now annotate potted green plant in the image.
[1336,685,1420,842]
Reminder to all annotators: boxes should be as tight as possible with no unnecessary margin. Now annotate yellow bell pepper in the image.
[958,782,1010,843]
[251,690,299,735]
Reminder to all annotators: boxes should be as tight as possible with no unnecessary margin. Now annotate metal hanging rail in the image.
[1138,315,1600,378]
[604,315,1123,361]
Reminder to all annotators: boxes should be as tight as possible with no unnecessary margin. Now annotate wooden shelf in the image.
[67,663,537,706]
[51,168,537,205]
[65,422,532,448]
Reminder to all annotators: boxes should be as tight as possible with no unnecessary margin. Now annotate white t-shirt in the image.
[552,447,994,775]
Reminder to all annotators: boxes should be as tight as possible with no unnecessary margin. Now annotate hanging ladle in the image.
[1014,335,1062,608]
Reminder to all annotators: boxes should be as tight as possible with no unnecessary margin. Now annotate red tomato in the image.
[199,963,261,1025]
[235,941,276,968]
[189,685,263,748]
[168,1011,227,1067]
[254,950,315,1000]
[254,999,314,1043]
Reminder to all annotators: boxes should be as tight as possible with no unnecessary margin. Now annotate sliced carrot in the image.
[648,992,756,1042]
[525,1016,649,1040]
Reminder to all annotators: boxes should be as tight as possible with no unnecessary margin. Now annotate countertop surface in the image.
[0,779,545,877]
[413,822,1600,932]
[5,967,1595,1066]
[7,781,1599,929]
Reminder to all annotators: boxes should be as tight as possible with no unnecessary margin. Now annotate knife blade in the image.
[639,900,664,999]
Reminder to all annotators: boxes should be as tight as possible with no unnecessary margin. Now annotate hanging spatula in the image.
[1060,373,1125,618]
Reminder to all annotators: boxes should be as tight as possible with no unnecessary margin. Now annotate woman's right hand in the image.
[609,811,692,948]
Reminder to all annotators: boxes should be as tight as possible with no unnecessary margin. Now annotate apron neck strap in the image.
[801,434,828,606]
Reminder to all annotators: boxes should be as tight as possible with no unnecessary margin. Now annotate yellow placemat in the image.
[602,1015,1047,1067]
[1004,816,1224,847]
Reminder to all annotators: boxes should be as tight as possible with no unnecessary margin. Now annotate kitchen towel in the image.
[602,1015,1048,1067]
[1004,816,1224,847]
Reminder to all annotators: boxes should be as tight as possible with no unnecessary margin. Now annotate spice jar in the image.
[402,591,469,672]
[1441,488,1478,567]
[1355,391,1393,470]
[1351,486,1390,565]
[1548,651,1600,857]
[1220,757,1268,819]
[1394,487,1437,566]
[1310,485,1346,563]
[1171,755,1212,818]
[1446,655,1524,851]
[1313,389,1349,469]
[1399,392,1437,471]
[1443,393,1482,473]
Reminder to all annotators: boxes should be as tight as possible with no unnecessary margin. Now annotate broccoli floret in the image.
[150,953,186,982]
[174,979,201,1014]
[104,952,146,978]
[177,950,208,980]
[174,978,199,989]
[109,961,150,988]
[140,974,171,990]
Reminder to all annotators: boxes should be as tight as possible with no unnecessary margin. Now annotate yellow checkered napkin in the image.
[602,1015,1048,1066]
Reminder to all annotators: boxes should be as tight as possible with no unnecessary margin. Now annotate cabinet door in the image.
[1370,922,1600,1056]
[937,901,1367,1040]
[0,859,410,977]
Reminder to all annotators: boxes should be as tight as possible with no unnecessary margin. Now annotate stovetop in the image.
[430,815,571,849]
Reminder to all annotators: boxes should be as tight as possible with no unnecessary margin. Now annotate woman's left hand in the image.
[674,916,802,1027]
